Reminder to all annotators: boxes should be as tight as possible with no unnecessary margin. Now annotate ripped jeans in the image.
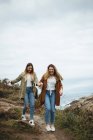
[45,90,56,124]
[22,87,35,120]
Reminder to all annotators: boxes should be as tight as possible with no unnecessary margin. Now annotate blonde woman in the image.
[39,64,63,132]
[11,63,40,126]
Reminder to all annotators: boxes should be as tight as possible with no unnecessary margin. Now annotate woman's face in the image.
[27,65,33,73]
[48,66,55,76]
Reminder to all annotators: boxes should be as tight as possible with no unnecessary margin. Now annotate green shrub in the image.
[55,109,93,140]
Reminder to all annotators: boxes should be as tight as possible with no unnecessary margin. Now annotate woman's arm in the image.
[34,72,39,86]
[11,73,23,84]
[59,80,63,96]
[38,75,44,88]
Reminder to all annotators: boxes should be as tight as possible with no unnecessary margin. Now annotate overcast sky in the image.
[0,0,93,96]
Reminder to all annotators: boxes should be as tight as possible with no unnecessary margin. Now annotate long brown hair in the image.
[25,63,34,74]
[44,64,63,80]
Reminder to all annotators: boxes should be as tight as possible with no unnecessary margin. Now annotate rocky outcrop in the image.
[56,95,93,140]
[70,95,93,112]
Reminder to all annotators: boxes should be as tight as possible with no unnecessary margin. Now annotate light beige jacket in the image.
[11,72,38,99]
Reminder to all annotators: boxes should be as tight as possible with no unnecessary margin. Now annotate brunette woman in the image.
[39,64,63,131]
[11,63,40,126]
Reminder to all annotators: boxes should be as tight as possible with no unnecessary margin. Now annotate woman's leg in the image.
[50,91,56,124]
[29,89,35,120]
[22,88,29,115]
[45,91,51,124]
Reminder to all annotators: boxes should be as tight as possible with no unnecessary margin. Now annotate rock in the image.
[70,95,93,112]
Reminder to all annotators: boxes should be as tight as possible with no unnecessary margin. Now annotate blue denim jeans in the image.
[45,90,56,124]
[22,87,35,120]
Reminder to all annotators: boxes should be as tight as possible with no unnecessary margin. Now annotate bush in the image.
[0,108,21,120]
[55,109,93,140]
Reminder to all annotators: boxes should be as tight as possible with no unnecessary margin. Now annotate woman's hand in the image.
[38,82,43,88]
[6,81,14,86]
[7,80,12,85]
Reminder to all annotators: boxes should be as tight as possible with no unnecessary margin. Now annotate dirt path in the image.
[19,114,72,140]
[0,99,73,140]
[31,115,73,140]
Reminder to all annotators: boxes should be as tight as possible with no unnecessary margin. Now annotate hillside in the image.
[0,81,73,140]
[56,95,93,140]
[0,81,93,140]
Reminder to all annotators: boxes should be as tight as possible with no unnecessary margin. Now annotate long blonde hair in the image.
[44,64,63,81]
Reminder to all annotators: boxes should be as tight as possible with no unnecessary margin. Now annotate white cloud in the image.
[0,0,93,95]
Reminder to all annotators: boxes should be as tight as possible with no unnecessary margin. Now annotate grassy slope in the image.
[0,83,41,140]
[55,99,93,140]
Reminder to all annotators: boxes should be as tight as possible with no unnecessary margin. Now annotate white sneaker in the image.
[46,125,51,132]
[22,115,26,121]
[51,125,55,132]
[29,120,35,126]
